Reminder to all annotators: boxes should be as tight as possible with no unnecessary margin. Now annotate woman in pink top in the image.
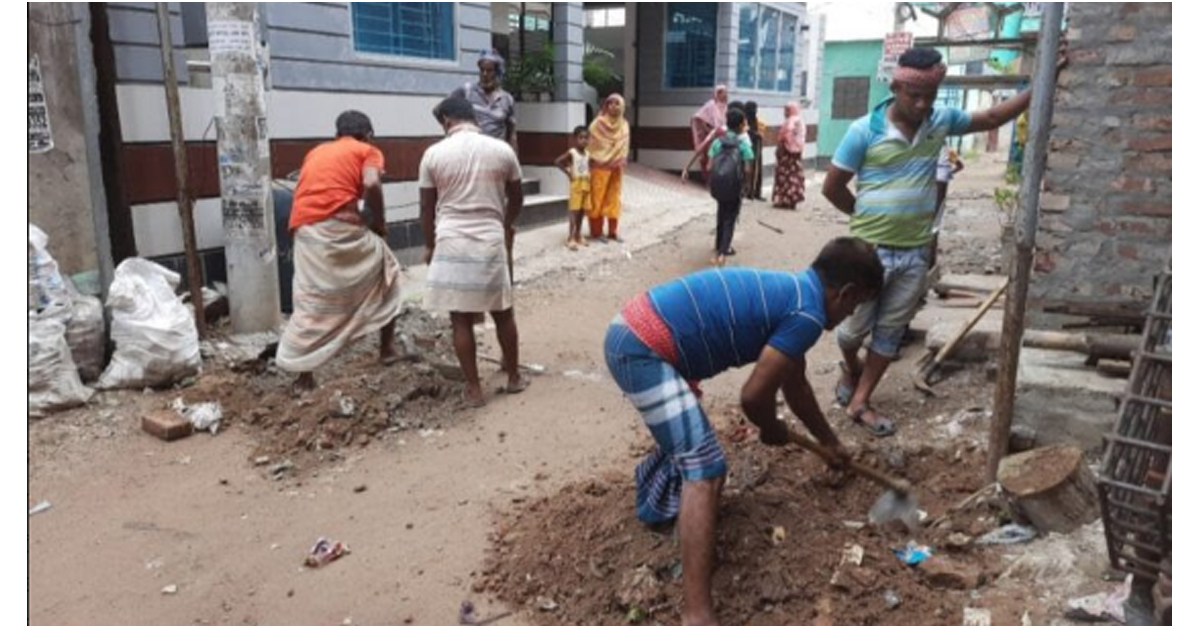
[689,85,729,179]
[771,101,807,210]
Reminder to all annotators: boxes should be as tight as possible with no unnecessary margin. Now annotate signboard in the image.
[28,55,53,154]
[876,31,913,83]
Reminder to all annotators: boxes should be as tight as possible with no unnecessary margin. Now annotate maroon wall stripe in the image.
[122,132,573,205]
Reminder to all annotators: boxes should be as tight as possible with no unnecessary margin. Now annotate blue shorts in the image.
[604,315,727,524]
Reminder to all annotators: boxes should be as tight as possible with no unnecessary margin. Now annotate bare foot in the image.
[462,384,486,408]
[380,347,400,366]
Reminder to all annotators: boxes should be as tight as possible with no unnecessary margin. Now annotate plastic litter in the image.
[304,537,349,567]
[1065,574,1131,623]
[892,541,932,566]
[28,225,70,310]
[172,397,223,435]
[97,258,201,390]
[28,500,52,516]
[29,317,94,417]
[883,589,901,610]
[976,523,1038,545]
[963,607,992,626]
[64,291,106,382]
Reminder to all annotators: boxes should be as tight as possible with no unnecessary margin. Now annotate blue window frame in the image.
[736,4,799,92]
[664,3,717,89]
[351,3,455,61]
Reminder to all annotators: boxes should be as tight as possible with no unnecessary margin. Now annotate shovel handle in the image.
[786,430,912,495]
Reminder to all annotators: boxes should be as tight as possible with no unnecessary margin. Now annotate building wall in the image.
[634,2,812,171]
[816,39,888,160]
[1030,2,1171,312]
[28,3,108,282]
[106,2,584,261]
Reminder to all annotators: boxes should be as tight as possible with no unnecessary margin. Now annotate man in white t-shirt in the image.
[419,96,528,407]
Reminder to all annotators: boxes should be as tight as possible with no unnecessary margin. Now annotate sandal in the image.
[849,406,896,438]
[497,376,530,395]
[835,361,856,407]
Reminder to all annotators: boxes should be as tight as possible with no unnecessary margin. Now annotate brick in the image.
[142,411,193,441]
[1108,24,1138,41]
[1123,201,1172,217]
[1068,47,1105,66]
[1117,244,1140,260]
[1048,152,1080,170]
[1108,44,1172,66]
[1034,250,1057,274]
[1133,66,1172,87]
[1128,134,1171,153]
[1111,175,1156,193]
[919,556,984,591]
[1133,113,1171,131]
[1110,88,1172,106]
[1040,193,1071,212]
[1126,152,1172,173]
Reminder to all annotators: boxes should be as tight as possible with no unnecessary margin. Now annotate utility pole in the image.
[156,3,206,337]
[986,2,1065,483]
[206,3,281,333]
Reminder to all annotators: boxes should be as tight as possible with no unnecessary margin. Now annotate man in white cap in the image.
[450,49,518,152]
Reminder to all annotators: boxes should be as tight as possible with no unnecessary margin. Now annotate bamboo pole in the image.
[156,3,206,337]
[986,2,1065,483]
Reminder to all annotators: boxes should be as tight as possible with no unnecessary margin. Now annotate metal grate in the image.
[1098,271,1171,582]
[351,3,455,61]
[832,76,870,120]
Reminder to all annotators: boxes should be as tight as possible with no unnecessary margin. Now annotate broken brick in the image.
[919,556,984,590]
[142,411,193,442]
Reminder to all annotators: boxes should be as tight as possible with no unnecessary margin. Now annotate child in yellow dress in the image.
[554,125,592,250]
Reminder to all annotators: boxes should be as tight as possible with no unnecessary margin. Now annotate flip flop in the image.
[835,361,856,407]
[850,406,896,438]
[497,376,530,395]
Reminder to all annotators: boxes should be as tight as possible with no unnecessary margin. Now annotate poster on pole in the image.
[28,55,53,154]
[876,31,913,83]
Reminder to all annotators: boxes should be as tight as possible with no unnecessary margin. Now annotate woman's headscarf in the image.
[589,94,630,168]
[691,85,729,145]
[779,101,806,154]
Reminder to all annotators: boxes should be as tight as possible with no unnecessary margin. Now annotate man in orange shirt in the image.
[276,110,404,391]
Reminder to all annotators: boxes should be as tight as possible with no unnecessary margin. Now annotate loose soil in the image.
[478,414,1009,626]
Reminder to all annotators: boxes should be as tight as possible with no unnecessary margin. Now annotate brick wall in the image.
[1031,2,1171,316]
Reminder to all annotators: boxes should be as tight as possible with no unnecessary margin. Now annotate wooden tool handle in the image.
[787,430,912,494]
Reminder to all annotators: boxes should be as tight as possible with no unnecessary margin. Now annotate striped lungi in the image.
[604,313,727,524]
[276,219,404,373]
[424,234,512,313]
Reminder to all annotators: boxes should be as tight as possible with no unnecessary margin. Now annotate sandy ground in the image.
[29,153,1109,625]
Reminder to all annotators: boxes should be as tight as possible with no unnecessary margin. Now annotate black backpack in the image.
[709,136,744,202]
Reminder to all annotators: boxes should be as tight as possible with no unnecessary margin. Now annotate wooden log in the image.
[998,445,1100,533]
[1022,331,1140,362]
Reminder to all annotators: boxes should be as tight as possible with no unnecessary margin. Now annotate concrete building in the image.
[29,2,818,287]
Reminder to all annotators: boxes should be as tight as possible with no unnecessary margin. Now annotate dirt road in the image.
[30,155,1054,625]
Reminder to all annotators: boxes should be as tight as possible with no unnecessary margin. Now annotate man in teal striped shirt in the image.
[822,47,1057,437]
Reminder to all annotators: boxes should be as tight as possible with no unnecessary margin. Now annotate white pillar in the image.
[206,2,280,333]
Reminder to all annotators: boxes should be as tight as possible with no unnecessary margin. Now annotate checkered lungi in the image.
[604,309,727,524]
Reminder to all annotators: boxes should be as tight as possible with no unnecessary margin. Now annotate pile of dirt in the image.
[476,425,1009,625]
[176,308,472,473]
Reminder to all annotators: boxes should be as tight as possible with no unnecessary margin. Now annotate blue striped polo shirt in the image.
[646,267,827,381]
[832,97,971,248]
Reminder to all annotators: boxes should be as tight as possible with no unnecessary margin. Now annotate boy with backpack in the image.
[683,108,754,266]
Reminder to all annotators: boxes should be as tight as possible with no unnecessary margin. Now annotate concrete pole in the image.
[156,3,206,337]
[986,2,1065,483]
[206,2,280,333]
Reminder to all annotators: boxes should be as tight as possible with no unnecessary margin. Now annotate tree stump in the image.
[997,445,1099,533]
